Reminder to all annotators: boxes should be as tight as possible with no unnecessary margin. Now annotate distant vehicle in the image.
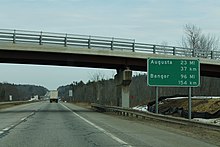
[49,90,58,103]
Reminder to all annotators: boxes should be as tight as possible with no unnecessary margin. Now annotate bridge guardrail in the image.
[91,103,220,132]
[0,29,219,60]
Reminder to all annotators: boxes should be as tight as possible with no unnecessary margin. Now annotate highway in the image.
[0,102,217,147]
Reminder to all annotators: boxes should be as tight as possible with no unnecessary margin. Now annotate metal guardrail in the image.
[91,103,220,132]
[0,29,219,60]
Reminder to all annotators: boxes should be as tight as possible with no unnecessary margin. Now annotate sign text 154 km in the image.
[147,58,200,87]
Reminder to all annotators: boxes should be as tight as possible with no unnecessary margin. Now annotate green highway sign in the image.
[147,58,200,87]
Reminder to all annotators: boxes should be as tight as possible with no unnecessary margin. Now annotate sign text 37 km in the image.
[147,58,200,87]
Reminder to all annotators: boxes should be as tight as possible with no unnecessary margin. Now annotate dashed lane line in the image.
[2,128,10,131]
[0,111,36,137]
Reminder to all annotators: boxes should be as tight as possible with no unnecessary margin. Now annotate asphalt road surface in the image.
[0,101,217,147]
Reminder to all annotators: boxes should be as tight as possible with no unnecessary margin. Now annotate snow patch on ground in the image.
[193,118,220,126]
[132,105,148,112]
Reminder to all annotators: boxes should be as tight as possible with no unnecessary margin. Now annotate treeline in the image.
[58,75,220,107]
[0,83,48,102]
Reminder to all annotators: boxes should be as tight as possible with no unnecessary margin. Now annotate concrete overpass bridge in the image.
[0,29,220,107]
[0,29,220,77]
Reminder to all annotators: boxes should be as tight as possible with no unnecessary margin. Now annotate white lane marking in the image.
[61,103,132,147]
[1,112,36,135]
[21,112,35,121]
[21,117,27,121]
[3,127,10,131]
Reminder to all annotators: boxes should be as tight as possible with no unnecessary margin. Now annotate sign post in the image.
[155,87,158,114]
[147,58,200,119]
[188,87,192,119]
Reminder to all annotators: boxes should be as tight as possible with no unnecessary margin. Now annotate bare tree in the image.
[89,71,106,82]
[182,24,201,49]
[182,24,219,57]
[89,71,107,103]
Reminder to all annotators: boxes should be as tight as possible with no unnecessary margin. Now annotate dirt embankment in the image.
[160,98,220,113]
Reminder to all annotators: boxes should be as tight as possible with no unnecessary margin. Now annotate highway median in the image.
[0,101,38,110]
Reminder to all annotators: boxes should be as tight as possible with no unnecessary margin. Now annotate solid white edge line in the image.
[60,103,132,147]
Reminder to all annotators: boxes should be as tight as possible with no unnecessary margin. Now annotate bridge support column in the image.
[115,68,132,108]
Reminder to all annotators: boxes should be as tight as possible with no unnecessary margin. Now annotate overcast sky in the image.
[0,0,219,90]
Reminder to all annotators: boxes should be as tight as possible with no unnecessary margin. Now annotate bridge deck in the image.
[0,42,220,77]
